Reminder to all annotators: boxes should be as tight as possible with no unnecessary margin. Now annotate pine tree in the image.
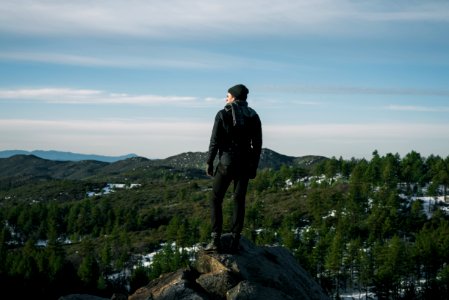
[324,229,344,297]
[401,151,425,195]
[77,238,100,290]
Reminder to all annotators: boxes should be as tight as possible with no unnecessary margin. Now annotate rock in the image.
[128,234,329,300]
[111,293,128,300]
[196,270,238,298]
[226,280,295,300]
[58,294,109,300]
[128,268,209,300]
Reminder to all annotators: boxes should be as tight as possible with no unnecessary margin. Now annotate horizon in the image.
[0,147,444,162]
[1,1,449,160]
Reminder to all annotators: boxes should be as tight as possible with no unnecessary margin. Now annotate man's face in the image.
[226,93,235,104]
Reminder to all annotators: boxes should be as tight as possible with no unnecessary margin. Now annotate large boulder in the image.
[129,234,329,300]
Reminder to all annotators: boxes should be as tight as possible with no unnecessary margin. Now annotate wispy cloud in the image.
[2,118,448,159]
[263,123,449,158]
[0,52,126,67]
[0,118,210,135]
[259,84,449,97]
[0,118,211,158]
[1,1,448,38]
[0,49,284,70]
[386,105,449,112]
[0,88,204,106]
[265,123,449,139]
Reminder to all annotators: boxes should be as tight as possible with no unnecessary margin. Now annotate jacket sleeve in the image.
[247,113,262,179]
[252,114,263,164]
[206,112,222,165]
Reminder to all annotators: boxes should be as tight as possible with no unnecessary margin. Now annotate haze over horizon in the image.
[1,1,449,160]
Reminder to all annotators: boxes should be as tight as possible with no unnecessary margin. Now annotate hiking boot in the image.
[205,233,221,252]
[229,233,240,253]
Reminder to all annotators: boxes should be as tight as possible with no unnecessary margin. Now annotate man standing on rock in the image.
[205,84,262,253]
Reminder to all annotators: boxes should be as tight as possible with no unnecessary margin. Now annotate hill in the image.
[153,148,327,170]
[2,148,448,299]
[0,148,327,182]
[0,154,109,180]
[0,149,137,162]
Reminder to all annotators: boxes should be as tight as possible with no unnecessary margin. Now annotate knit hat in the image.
[228,84,249,101]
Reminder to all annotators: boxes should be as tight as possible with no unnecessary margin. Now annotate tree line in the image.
[1,150,449,299]
[247,150,449,299]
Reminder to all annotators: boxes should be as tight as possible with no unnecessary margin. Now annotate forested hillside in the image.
[1,149,449,299]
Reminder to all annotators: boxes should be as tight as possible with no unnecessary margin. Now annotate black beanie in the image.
[228,84,249,101]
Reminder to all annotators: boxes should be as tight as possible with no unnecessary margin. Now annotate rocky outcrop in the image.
[129,234,329,300]
[58,294,110,300]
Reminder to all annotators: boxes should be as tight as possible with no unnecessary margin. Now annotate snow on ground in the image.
[136,242,202,268]
[407,195,449,218]
[339,291,376,300]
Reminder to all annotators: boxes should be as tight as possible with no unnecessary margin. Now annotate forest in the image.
[1,150,449,299]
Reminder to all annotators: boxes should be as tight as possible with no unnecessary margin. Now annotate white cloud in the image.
[386,105,449,112]
[0,52,123,67]
[0,118,211,158]
[0,88,202,106]
[0,49,285,70]
[1,0,448,38]
[1,118,448,159]
[265,123,449,138]
[259,84,449,97]
[263,123,449,158]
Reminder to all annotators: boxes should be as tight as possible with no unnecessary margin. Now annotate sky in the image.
[1,0,449,160]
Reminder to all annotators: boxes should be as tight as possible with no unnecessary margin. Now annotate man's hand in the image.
[206,163,214,177]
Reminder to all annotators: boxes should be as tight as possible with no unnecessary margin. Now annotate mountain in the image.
[153,148,328,170]
[154,151,209,169]
[0,154,109,180]
[0,149,328,184]
[0,148,327,170]
[0,150,137,162]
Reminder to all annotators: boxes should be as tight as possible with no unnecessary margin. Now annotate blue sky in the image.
[1,0,449,159]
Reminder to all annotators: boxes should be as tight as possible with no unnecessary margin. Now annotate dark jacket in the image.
[207,100,262,178]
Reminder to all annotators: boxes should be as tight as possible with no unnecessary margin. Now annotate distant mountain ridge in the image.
[0,148,328,182]
[0,150,138,163]
[160,148,328,171]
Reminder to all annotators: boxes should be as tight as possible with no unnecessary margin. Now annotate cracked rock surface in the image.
[128,234,329,300]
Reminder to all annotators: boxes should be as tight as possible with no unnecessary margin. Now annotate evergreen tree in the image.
[401,150,425,195]
[45,216,65,282]
[324,228,344,297]
[433,157,449,201]
[130,266,149,294]
[381,153,400,189]
[366,150,382,186]
[324,156,340,184]
[0,227,9,272]
[77,238,100,291]
[279,215,296,249]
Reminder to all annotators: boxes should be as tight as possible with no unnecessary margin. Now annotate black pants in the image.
[210,163,249,236]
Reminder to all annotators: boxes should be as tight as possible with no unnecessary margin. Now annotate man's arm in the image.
[248,114,262,179]
[252,114,263,164]
[206,112,221,176]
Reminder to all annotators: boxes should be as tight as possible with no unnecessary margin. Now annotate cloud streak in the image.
[0,52,126,68]
[386,105,449,112]
[263,123,449,158]
[259,84,449,97]
[0,49,285,70]
[0,118,211,158]
[1,1,448,38]
[1,118,448,159]
[0,88,203,106]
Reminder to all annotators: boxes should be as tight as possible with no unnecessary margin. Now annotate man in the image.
[205,84,262,253]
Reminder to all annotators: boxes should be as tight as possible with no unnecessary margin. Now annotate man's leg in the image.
[207,167,232,251]
[230,176,249,251]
